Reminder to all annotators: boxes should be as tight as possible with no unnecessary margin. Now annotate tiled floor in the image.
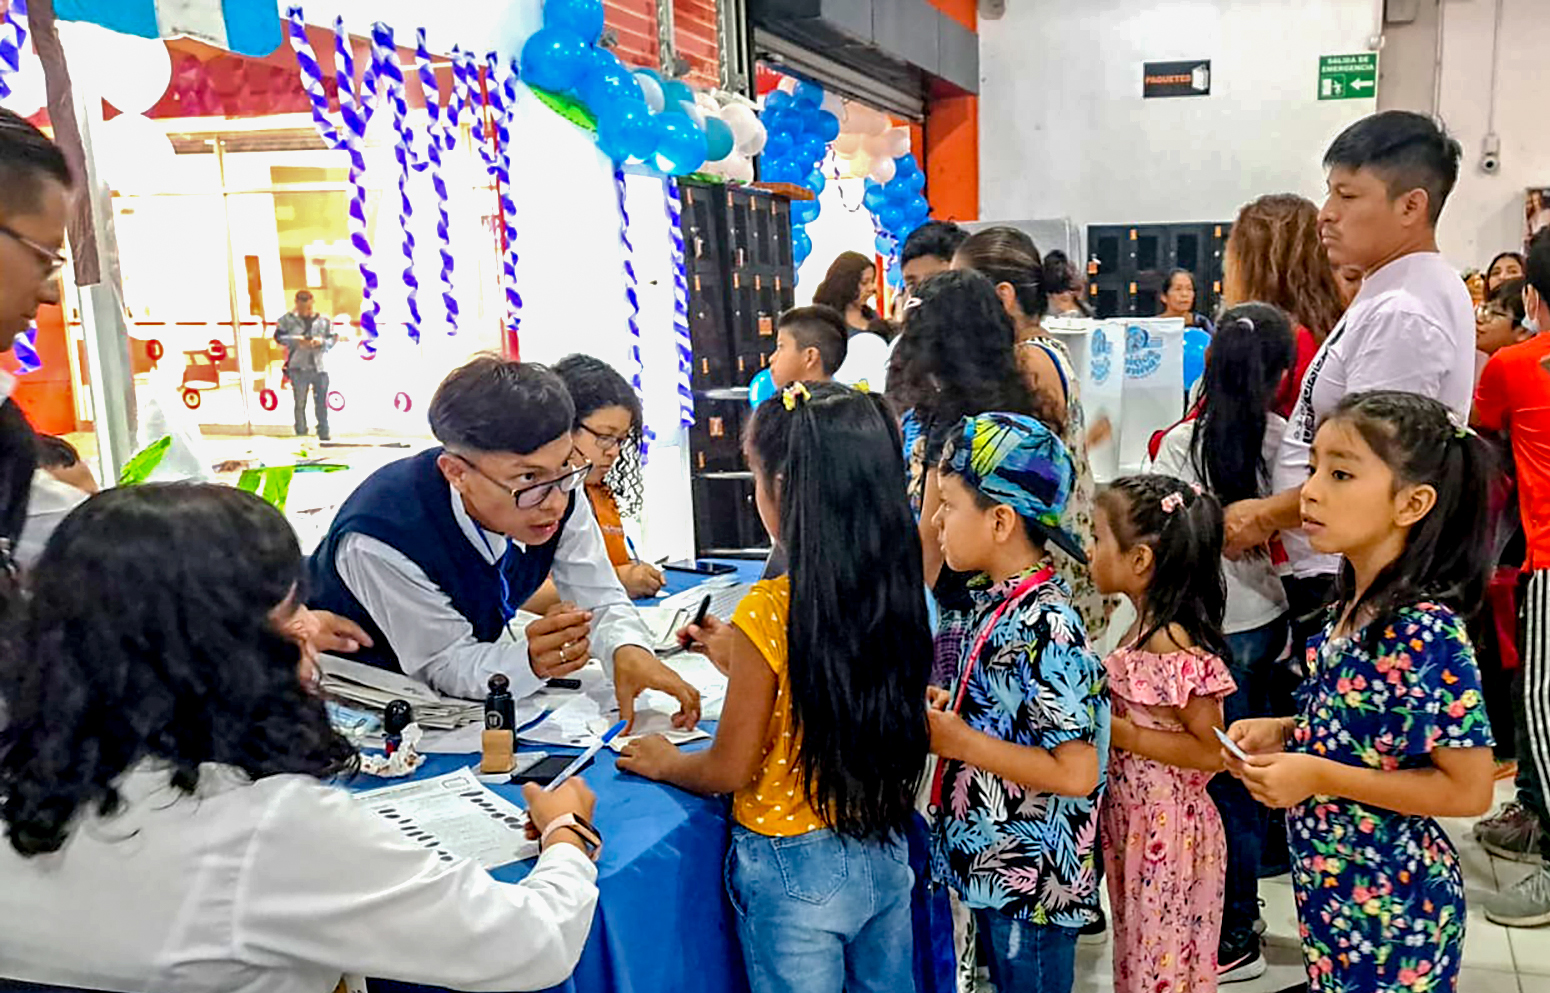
[1076,779,1550,992]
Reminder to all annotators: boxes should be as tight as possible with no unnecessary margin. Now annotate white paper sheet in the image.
[353,768,538,868]
[517,652,726,747]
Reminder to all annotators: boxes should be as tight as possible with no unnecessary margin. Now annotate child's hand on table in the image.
[617,734,682,781]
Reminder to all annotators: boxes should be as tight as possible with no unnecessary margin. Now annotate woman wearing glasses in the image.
[306,356,700,730]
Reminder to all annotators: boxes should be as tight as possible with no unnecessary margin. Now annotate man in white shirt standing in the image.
[1225,111,1474,642]
[307,356,699,729]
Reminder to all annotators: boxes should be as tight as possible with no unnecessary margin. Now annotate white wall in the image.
[1427,0,1548,267]
[979,0,1384,232]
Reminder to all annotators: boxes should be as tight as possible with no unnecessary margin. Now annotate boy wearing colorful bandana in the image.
[926,413,1110,993]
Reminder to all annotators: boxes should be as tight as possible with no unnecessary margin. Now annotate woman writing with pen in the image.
[526,355,665,608]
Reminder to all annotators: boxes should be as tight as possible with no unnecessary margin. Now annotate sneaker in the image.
[1475,801,1543,863]
[1218,940,1267,984]
[1078,909,1106,946]
[1484,865,1550,928]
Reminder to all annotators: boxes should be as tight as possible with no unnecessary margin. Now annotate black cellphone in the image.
[546,677,582,690]
[511,753,589,786]
[662,559,736,577]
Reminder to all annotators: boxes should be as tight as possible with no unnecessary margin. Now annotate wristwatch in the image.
[540,812,603,861]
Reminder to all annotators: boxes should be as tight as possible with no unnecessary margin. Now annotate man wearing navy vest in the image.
[308,356,699,729]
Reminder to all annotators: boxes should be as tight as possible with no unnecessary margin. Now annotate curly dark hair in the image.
[0,484,357,858]
[552,354,645,518]
[887,268,1060,449]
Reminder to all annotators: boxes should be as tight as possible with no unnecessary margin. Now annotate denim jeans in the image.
[726,824,915,993]
[972,909,1077,993]
[290,368,330,439]
[1207,616,1288,947]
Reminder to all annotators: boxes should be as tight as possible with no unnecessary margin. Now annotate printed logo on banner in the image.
[1091,328,1112,386]
[1125,325,1163,379]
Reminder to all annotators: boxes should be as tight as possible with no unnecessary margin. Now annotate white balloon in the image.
[695,92,719,114]
[0,47,46,118]
[844,102,888,136]
[833,133,862,156]
[723,152,754,183]
[883,126,911,158]
[869,156,896,184]
[847,151,872,179]
[96,113,175,193]
[721,103,759,142]
[862,133,892,159]
[635,71,665,113]
[679,99,705,128]
[777,75,798,94]
[833,331,890,391]
[60,22,170,116]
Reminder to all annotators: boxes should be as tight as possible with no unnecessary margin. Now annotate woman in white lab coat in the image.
[0,483,602,993]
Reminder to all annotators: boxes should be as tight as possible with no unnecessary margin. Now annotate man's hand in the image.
[1223,498,1274,560]
[527,601,593,679]
[287,608,373,684]
[618,560,666,598]
[613,645,701,733]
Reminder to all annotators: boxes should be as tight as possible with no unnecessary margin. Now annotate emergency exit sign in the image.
[1319,53,1378,100]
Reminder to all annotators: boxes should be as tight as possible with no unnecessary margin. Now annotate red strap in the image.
[929,564,1056,811]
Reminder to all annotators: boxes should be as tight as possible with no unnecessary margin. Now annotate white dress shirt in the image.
[0,762,598,993]
[335,482,652,701]
[1270,251,1474,578]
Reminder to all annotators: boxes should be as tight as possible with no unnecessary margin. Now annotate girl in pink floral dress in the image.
[1091,476,1237,993]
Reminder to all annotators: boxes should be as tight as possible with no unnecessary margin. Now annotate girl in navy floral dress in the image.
[1223,392,1497,993]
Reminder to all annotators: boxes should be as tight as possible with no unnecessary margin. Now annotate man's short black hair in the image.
[901,220,968,267]
[0,107,71,218]
[1322,110,1462,225]
[428,355,575,456]
[1526,228,1550,303]
[294,290,313,304]
[778,305,849,376]
[34,434,79,470]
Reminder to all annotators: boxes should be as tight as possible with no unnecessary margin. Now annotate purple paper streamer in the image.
[663,177,694,429]
[0,0,29,102]
[614,168,654,458]
[417,31,458,333]
[371,23,420,344]
[12,327,39,374]
[332,17,379,355]
[482,53,522,339]
[284,7,341,148]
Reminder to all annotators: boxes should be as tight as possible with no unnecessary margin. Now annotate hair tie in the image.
[1446,410,1475,440]
[781,382,811,410]
[853,380,871,395]
[1161,492,1185,514]
[1189,481,1203,496]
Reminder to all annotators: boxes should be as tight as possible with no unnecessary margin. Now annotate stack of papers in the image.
[318,654,484,732]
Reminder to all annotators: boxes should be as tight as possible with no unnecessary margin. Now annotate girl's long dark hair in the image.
[1485,251,1526,297]
[1326,391,1495,646]
[747,382,930,840]
[1098,475,1230,660]
[887,268,1060,437]
[552,354,645,517]
[812,251,876,319]
[1189,303,1296,506]
[0,484,357,857]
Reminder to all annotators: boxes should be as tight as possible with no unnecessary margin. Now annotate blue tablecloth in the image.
[366,557,953,993]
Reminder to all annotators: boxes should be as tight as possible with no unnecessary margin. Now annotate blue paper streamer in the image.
[371,23,420,344]
[0,0,29,101]
[12,328,39,374]
[482,52,522,340]
[613,168,654,458]
[663,177,694,429]
[416,30,458,333]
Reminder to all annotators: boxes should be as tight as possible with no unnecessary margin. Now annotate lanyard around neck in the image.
[474,527,517,623]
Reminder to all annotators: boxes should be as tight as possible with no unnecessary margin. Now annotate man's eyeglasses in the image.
[454,453,592,510]
[0,225,65,278]
[577,422,630,454]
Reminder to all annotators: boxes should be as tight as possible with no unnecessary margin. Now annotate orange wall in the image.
[923,0,979,222]
[4,303,77,436]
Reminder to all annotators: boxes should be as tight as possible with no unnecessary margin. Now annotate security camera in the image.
[1481,134,1502,175]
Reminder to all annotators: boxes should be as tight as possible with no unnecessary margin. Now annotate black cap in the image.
[383,699,413,735]
[488,673,510,694]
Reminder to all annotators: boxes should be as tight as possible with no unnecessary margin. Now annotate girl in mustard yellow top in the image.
[619,382,932,993]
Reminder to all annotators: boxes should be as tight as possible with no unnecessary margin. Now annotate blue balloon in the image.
[748,368,777,409]
[796,134,825,165]
[521,28,591,93]
[804,169,826,195]
[887,258,903,289]
[579,51,643,110]
[763,130,794,160]
[905,167,926,193]
[793,81,824,107]
[653,111,708,176]
[879,204,905,231]
[904,194,930,225]
[596,99,659,162]
[875,232,894,255]
[760,157,794,184]
[863,184,889,212]
[662,80,695,109]
[811,109,840,142]
[792,227,813,264]
[765,90,793,112]
[544,0,605,43]
[1183,328,1210,393]
[884,175,911,199]
[703,117,735,162]
[763,107,797,136]
[792,199,820,224]
[894,154,918,177]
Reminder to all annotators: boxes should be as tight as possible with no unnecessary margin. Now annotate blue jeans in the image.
[973,910,1077,993]
[726,824,915,993]
[1207,616,1288,947]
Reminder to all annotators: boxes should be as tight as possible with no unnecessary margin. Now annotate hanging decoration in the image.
[663,176,694,430]
[371,23,421,344]
[475,50,524,344]
[827,105,927,288]
[613,166,654,458]
[416,30,460,333]
[0,0,28,101]
[756,78,838,269]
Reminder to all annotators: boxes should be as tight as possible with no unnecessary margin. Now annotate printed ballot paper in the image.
[354,768,539,868]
